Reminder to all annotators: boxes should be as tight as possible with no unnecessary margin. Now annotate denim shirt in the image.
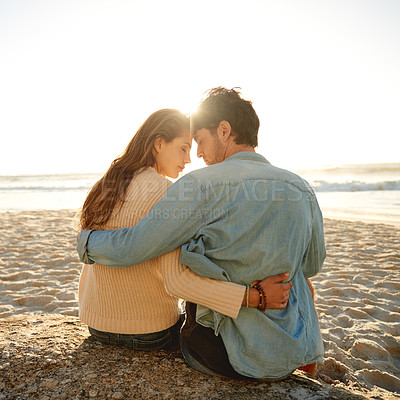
[77,152,326,379]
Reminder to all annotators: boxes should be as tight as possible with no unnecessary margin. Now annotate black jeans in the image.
[180,302,247,379]
[89,317,183,351]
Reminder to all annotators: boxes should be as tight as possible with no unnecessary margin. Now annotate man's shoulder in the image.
[180,164,231,188]
[176,157,313,194]
[264,164,314,193]
[265,163,304,180]
[178,166,213,184]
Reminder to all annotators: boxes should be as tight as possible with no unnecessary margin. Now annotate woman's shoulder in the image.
[104,168,172,228]
[125,167,172,200]
[133,167,172,187]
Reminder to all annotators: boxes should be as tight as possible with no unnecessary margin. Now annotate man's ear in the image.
[218,121,232,142]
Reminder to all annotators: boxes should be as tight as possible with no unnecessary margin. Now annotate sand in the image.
[0,210,81,318]
[0,209,399,399]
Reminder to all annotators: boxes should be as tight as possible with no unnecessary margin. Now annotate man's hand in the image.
[258,272,292,309]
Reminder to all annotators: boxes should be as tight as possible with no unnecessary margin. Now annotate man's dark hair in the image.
[191,87,259,147]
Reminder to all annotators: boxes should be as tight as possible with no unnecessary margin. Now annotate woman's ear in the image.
[153,137,163,153]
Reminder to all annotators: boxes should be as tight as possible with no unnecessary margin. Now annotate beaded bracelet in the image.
[254,283,267,312]
[254,285,263,309]
[250,280,261,309]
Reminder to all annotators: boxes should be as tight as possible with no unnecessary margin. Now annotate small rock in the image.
[28,347,41,353]
[40,378,58,388]
[89,390,98,397]
[14,383,25,390]
[26,385,38,394]
[111,392,123,399]
[26,352,40,359]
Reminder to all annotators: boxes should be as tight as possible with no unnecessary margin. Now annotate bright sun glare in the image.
[0,0,399,175]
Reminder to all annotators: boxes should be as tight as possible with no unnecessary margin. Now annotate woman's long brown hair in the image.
[80,109,189,230]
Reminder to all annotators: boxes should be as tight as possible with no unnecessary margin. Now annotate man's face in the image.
[193,128,225,165]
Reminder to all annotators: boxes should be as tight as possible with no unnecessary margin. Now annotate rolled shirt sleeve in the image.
[77,229,94,265]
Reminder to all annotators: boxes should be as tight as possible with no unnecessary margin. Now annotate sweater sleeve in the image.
[160,248,245,319]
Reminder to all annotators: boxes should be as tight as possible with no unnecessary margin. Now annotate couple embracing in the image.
[77,87,325,380]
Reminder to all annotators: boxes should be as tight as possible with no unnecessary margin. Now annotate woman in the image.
[78,109,291,351]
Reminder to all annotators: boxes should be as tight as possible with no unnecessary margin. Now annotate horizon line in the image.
[1,161,400,177]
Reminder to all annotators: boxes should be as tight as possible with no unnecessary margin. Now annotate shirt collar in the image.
[224,151,271,165]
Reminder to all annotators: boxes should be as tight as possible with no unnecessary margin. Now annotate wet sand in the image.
[0,209,399,399]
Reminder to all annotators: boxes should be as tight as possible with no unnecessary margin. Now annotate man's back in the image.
[179,152,325,378]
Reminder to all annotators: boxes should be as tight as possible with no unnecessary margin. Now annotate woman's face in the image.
[154,129,192,178]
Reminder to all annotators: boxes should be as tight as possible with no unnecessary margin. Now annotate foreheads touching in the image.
[190,87,260,148]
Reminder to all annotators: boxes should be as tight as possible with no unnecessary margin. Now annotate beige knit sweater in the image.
[79,167,245,334]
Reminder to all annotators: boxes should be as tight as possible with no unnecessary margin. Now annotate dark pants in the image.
[89,317,182,351]
[180,302,248,379]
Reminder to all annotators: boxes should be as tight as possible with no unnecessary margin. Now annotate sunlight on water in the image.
[1,164,399,225]
[316,191,400,225]
[0,190,88,212]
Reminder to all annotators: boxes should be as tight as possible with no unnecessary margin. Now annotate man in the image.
[78,87,326,380]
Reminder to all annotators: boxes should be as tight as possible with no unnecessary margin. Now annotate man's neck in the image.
[224,144,255,160]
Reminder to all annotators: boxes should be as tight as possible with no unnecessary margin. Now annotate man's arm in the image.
[77,175,205,267]
[302,196,326,278]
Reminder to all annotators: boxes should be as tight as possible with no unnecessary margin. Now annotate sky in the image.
[1,0,399,175]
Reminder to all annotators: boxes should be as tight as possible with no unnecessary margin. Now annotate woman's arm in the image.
[160,248,292,319]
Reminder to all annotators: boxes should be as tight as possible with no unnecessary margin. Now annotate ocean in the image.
[0,173,101,212]
[295,163,400,225]
[1,163,399,225]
